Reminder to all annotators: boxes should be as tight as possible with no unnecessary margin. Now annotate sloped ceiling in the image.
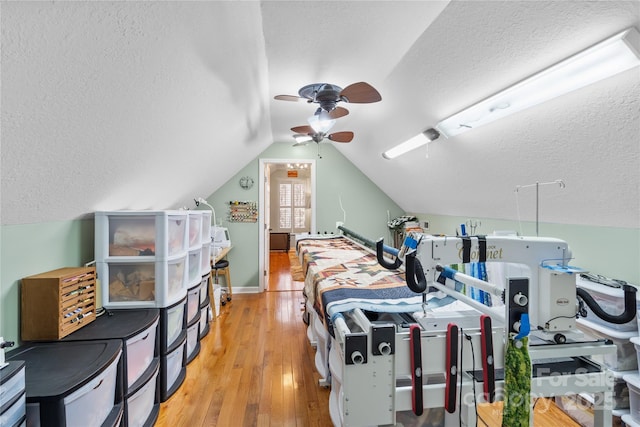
[1,1,639,228]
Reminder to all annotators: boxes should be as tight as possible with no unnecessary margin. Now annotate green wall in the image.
[0,220,95,345]
[204,142,405,289]
[412,213,640,285]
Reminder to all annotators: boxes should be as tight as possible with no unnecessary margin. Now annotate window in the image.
[278,181,306,231]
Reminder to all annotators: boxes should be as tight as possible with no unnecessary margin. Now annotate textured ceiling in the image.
[1,1,639,228]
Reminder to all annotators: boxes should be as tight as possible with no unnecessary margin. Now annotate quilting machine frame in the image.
[315,229,616,427]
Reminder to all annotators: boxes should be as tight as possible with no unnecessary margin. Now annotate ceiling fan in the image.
[291,124,354,146]
[275,82,381,118]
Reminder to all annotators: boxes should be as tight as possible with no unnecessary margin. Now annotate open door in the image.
[259,158,316,292]
[263,163,271,291]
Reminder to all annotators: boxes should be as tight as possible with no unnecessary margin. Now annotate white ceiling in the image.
[1,1,639,228]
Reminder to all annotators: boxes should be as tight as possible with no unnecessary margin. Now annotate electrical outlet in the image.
[423,221,429,230]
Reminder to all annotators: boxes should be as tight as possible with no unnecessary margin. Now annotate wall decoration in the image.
[239,176,254,190]
[228,201,258,222]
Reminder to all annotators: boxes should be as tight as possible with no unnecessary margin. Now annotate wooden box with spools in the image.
[21,267,97,341]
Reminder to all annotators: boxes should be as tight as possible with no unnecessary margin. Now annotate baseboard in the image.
[232,286,260,294]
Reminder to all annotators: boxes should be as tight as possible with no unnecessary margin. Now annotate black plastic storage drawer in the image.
[63,309,159,397]
[159,297,186,355]
[6,340,123,427]
[1,361,26,427]
[159,337,186,402]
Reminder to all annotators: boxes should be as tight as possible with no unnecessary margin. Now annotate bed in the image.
[295,230,616,427]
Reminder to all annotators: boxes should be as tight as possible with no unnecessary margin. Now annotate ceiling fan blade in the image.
[328,131,354,143]
[328,106,349,119]
[340,82,382,103]
[291,125,314,134]
[275,94,304,102]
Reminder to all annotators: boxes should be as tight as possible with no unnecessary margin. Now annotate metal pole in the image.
[536,182,540,237]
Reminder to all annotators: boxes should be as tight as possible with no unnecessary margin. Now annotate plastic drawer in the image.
[126,318,158,388]
[62,308,159,398]
[159,298,186,355]
[577,318,638,371]
[1,361,25,411]
[201,244,211,276]
[188,212,202,250]
[160,339,186,402]
[95,211,188,259]
[62,349,120,426]
[200,211,211,245]
[188,249,202,287]
[186,319,200,363]
[625,373,640,423]
[186,285,201,325]
[0,391,25,427]
[199,305,210,339]
[9,340,123,427]
[199,274,210,304]
[126,365,159,427]
[98,256,187,309]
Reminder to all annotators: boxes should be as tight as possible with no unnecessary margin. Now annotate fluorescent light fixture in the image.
[436,27,640,138]
[382,128,440,159]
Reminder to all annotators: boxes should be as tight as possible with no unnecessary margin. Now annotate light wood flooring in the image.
[155,251,328,426]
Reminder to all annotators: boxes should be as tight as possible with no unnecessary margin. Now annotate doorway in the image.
[258,159,316,292]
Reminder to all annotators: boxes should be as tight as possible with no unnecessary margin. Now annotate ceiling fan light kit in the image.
[277,81,381,147]
[382,27,640,159]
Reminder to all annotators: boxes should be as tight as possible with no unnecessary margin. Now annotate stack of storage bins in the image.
[185,211,203,363]
[0,361,26,427]
[95,210,189,402]
[573,275,640,427]
[6,340,124,427]
[62,309,160,427]
[200,211,212,339]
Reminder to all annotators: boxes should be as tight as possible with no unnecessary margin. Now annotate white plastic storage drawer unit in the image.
[577,275,638,332]
[0,392,25,427]
[188,211,202,250]
[6,340,123,427]
[577,318,638,371]
[125,360,159,427]
[188,248,202,287]
[200,210,212,244]
[97,255,187,309]
[186,317,201,364]
[186,284,201,325]
[95,210,188,260]
[1,361,26,427]
[199,304,210,339]
[199,274,209,306]
[159,338,186,402]
[201,243,211,276]
[625,373,640,423]
[159,297,187,355]
[62,309,159,397]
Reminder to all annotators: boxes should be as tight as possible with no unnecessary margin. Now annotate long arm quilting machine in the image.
[300,226,635,427]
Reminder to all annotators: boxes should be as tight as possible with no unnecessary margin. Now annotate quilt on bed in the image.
[297,236,425,335]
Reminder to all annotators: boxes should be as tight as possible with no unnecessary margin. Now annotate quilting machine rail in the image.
[327,227,626,426]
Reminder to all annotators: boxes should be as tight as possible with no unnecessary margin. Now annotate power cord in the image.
[463,331,490,427]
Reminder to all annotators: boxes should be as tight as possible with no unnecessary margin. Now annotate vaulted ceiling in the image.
[2,1,638,228]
